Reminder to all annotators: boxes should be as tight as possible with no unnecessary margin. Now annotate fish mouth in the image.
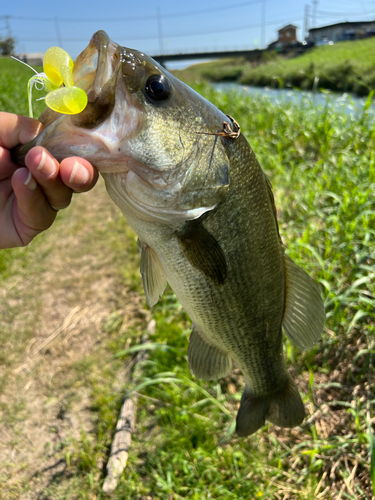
[81,31,120,104]
[11,30,123,165]
[70,30,122,129]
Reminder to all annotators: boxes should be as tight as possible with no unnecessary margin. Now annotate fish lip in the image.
[90,31,112,98]
[86,30,121,103]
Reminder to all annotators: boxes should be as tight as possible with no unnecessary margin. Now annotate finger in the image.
[11,167,58,244]
[25,147,73,211]
[0,112,43,149]
[59,157,99,193]
[0,146,19,180]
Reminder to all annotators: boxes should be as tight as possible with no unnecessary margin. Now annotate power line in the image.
[15,16,302,43]
[162,0,270,19]
[1,2,271,24]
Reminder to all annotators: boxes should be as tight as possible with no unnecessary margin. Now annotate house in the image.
[278,24,298,44]
[308,21,375,44]
[268,24,298,50]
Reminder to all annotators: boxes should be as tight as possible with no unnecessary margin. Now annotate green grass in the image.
[174,37,375,96]
[173,57,251,83]
[1,58,375,498]
[39,85,375,498]
[240,38,375,95]
[0,56,45,117]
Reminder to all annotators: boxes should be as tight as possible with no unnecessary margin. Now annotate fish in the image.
[13,31,325,436]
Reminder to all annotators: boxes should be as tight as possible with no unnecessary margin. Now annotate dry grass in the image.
[0,180,149,499]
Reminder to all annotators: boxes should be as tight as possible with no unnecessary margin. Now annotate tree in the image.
[0,36,16,56]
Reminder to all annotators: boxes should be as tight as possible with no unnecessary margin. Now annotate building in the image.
[308,21,375,44]
[278,24,298,44]
[268,24,298,50]
[18,52,44,67]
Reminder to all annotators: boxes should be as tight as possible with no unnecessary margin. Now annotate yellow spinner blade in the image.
[45,86,88,115]
[43,47,74,88]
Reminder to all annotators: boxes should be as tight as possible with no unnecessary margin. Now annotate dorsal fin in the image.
[282,255,325,349]
[139,240,167,308]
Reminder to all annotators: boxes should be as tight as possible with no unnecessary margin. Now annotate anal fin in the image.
[139,240,167,308]
[188,326,232,380]
[282,255,325,350]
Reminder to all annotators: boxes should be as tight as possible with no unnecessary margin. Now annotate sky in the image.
[1,0,375,68]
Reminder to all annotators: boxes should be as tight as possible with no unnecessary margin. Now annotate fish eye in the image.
[145,74,171,102]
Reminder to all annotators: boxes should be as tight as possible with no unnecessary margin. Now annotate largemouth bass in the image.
[14,31,325,436]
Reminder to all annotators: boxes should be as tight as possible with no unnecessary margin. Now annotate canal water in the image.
[213,82,373,116]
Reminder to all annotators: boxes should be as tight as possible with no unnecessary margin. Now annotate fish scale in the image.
[112,133,288,399]
[12,30,325,436]
[178,135,287,392]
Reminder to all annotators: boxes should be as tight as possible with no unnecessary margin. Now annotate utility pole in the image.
[54,16,63,48]
[261,0,266,48]
[157,7,164,56]
[4,16,12,38]
[312,0,318,28]
[304,5,310,40]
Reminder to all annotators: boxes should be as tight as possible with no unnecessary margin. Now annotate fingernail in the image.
[20,123,43,144]
[24,170,37,190]
[69,161,90,185]
[36,150,56,177]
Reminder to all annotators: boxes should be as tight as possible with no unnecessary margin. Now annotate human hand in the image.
[0,112,98,249]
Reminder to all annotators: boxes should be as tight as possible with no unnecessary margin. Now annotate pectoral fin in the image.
[282,255,325,349]
[176,220,227,285]
[188,326,232,380]
[139,240,167,308]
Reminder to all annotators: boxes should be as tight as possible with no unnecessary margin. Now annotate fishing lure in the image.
[16,47,88,118]
[43,47,87,115]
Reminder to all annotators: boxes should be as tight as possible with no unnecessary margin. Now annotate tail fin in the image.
[236,373,305,437]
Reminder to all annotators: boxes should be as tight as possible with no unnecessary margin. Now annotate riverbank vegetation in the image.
[1,58,374,499]
[174,37,375,96]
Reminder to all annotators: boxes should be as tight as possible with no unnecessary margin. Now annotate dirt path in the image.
[0,180,149,499]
